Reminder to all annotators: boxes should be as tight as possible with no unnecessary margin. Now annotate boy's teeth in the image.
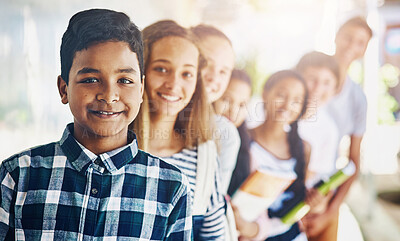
[161,94,180,101]
[99,111,115,115]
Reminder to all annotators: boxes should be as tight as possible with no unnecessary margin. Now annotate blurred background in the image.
[1,0,400,240]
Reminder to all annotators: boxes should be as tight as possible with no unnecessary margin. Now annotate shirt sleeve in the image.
[199,166,226,240]
[165,174,193,241]
[352,84,367,137]
[216,116,241,194]
[0,159,17,241]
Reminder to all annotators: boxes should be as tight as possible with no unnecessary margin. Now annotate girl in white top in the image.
[232,70,321,241]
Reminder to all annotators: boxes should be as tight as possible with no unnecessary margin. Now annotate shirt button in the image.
[91,188,98,195]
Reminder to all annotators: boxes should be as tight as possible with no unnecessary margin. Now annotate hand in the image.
[305,189,333,214]
[301,208,335,237]
[231,202,259,238]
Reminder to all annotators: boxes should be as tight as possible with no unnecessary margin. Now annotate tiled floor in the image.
[346,174,400,241]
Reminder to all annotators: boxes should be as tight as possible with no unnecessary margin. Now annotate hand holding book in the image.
[231,169,296,222]
[280,161,357,225]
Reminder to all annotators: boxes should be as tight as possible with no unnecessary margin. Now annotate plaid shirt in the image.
[0,124,192,240]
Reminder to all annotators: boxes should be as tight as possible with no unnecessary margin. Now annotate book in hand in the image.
[231,169,296,222]
[280,161,357,226]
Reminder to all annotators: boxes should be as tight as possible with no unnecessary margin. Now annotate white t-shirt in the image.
[326,77,367,140]
[246,141,307,241]
[298,106,339,186]
[215,115,240,194]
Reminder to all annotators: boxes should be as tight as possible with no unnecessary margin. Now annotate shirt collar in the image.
[60,123,139,174]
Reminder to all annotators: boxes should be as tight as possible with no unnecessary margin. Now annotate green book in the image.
[280,161,356,225]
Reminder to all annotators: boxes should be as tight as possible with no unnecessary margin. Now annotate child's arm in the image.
[303,135,362,236]
[328,135,361,212]
[164,177,193,241]
[0,160,17,241]
[231,202,259,238]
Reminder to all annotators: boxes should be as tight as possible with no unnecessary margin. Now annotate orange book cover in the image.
[231,169,295,222]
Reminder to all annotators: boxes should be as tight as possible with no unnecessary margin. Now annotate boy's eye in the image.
[118,78,133,84]
[80,77,98,83]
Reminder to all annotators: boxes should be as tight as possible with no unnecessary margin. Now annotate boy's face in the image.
[335,25,371,67]
[198,36,234,103]
[58,41,143,142]
[214,79,251,127]
[301,66,337,107]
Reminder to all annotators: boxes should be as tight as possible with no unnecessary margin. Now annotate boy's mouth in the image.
[89,110,123,118]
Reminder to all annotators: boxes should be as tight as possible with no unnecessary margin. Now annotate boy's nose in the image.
[97,85,119,103]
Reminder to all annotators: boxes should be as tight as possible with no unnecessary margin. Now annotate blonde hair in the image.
[130,20,214,151]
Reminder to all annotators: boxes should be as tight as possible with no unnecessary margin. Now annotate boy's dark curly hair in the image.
[60,9,143,84]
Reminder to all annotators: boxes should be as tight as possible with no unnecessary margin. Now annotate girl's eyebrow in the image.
[152,59,197,68]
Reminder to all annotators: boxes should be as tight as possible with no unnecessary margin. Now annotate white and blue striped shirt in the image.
[163,147,226,240]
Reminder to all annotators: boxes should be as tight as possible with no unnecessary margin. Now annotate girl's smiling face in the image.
[214,78,251,127]
[199,36,235,103]
[145,36,199,118]
[263,77,306,125]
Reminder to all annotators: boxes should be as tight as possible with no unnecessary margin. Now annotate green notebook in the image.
[280,161,356,225]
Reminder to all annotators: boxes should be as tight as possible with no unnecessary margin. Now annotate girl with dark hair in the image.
[232,70,312,241]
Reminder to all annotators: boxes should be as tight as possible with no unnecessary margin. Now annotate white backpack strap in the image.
[192,140,217,215]
[225,202,239,241]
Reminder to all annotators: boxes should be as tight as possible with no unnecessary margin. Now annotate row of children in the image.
[0,7,372,241]
[221,17,371,241]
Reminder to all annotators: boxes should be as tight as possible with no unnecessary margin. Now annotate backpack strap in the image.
[192,140,218,215]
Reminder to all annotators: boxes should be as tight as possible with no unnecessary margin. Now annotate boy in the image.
[297,51,340,186]
[302,17,372,241]
[191,24,240,194]
[296,51,341,240]
[0,9,192,240]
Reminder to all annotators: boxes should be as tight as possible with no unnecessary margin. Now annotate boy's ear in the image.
[57,75,69,104]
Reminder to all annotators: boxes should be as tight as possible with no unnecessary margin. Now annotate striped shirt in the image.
[163,147,226,240]
[0,124,192,240]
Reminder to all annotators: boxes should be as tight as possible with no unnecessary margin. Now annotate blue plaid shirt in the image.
[0,124,192,240]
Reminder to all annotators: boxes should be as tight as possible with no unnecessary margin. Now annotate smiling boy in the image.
[0,9,192,240]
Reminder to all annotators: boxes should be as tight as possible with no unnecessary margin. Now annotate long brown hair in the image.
[130,20,214,151]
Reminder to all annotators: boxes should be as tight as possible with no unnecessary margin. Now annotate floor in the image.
[345,174,400,241]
